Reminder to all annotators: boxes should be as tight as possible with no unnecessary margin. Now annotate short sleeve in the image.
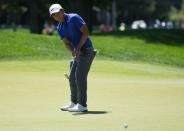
[72,14,86,29]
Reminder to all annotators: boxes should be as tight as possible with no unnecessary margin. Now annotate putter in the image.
[64,57,76,80]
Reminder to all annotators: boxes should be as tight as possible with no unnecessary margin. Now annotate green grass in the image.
[0,29,184,131]
[0,60,184,131]
[92,30,184,67]
[0,29,70,60]
[0,29,184,67]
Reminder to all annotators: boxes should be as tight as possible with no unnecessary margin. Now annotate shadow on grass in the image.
[72,111,109,115]
[92,29,184,46]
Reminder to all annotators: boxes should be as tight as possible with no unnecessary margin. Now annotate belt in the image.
[81,47,94,52]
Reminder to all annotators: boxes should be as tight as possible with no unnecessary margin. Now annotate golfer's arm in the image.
[76,24,89,50]
[63,38,73,52]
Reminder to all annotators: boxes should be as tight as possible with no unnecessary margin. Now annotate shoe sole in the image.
[68,109,88,112]
[60,108,69,111]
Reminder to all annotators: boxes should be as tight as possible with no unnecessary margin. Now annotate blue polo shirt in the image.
[57,13,92,49]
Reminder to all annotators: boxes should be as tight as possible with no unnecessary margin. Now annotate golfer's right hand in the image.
[74,48,81,58]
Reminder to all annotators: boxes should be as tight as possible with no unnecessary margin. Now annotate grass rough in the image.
[0,29,184,67]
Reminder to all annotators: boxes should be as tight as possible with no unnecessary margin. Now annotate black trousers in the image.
[69,48,96,107]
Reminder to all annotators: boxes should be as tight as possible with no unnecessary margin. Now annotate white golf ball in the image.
[124,122,128,129]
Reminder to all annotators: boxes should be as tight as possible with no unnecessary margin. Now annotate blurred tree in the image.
[153,0,173,20]
[93,0,112,9]
[68,0,93,33]
[117,0,156,25]
[0,0,181,33]
[27,1,42,33]
[170,0,184,21]
[93,0,174,25]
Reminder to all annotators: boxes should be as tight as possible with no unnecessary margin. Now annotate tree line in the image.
[0,0,182,33]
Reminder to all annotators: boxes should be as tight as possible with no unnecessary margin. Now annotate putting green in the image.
[0,60,184,131]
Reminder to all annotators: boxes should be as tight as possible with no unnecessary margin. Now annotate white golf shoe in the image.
[68,104,88,112]
[60,102,76,111]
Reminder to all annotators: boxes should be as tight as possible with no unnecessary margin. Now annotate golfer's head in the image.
[49,4,65,22]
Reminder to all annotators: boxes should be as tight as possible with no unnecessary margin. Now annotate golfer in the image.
[49,4,96,112]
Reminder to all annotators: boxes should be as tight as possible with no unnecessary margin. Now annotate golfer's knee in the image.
[69,76,76,86]
[76,78,87,87]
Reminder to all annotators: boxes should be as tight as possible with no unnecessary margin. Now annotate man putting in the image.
[49,4,96,112]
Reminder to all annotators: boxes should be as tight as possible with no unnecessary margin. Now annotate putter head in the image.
[64,73,69,80]
[93,49,99,55]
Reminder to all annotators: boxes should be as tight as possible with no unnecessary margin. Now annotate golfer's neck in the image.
[62,13,67,23]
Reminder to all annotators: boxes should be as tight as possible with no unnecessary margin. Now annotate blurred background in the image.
[0,0,184,34]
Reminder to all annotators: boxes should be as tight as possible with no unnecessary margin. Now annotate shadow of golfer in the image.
[72,111,109,115]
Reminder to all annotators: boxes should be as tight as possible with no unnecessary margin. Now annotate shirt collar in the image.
[62,13,69,24]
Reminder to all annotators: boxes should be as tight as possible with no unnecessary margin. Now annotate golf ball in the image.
[124,122,128,129]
